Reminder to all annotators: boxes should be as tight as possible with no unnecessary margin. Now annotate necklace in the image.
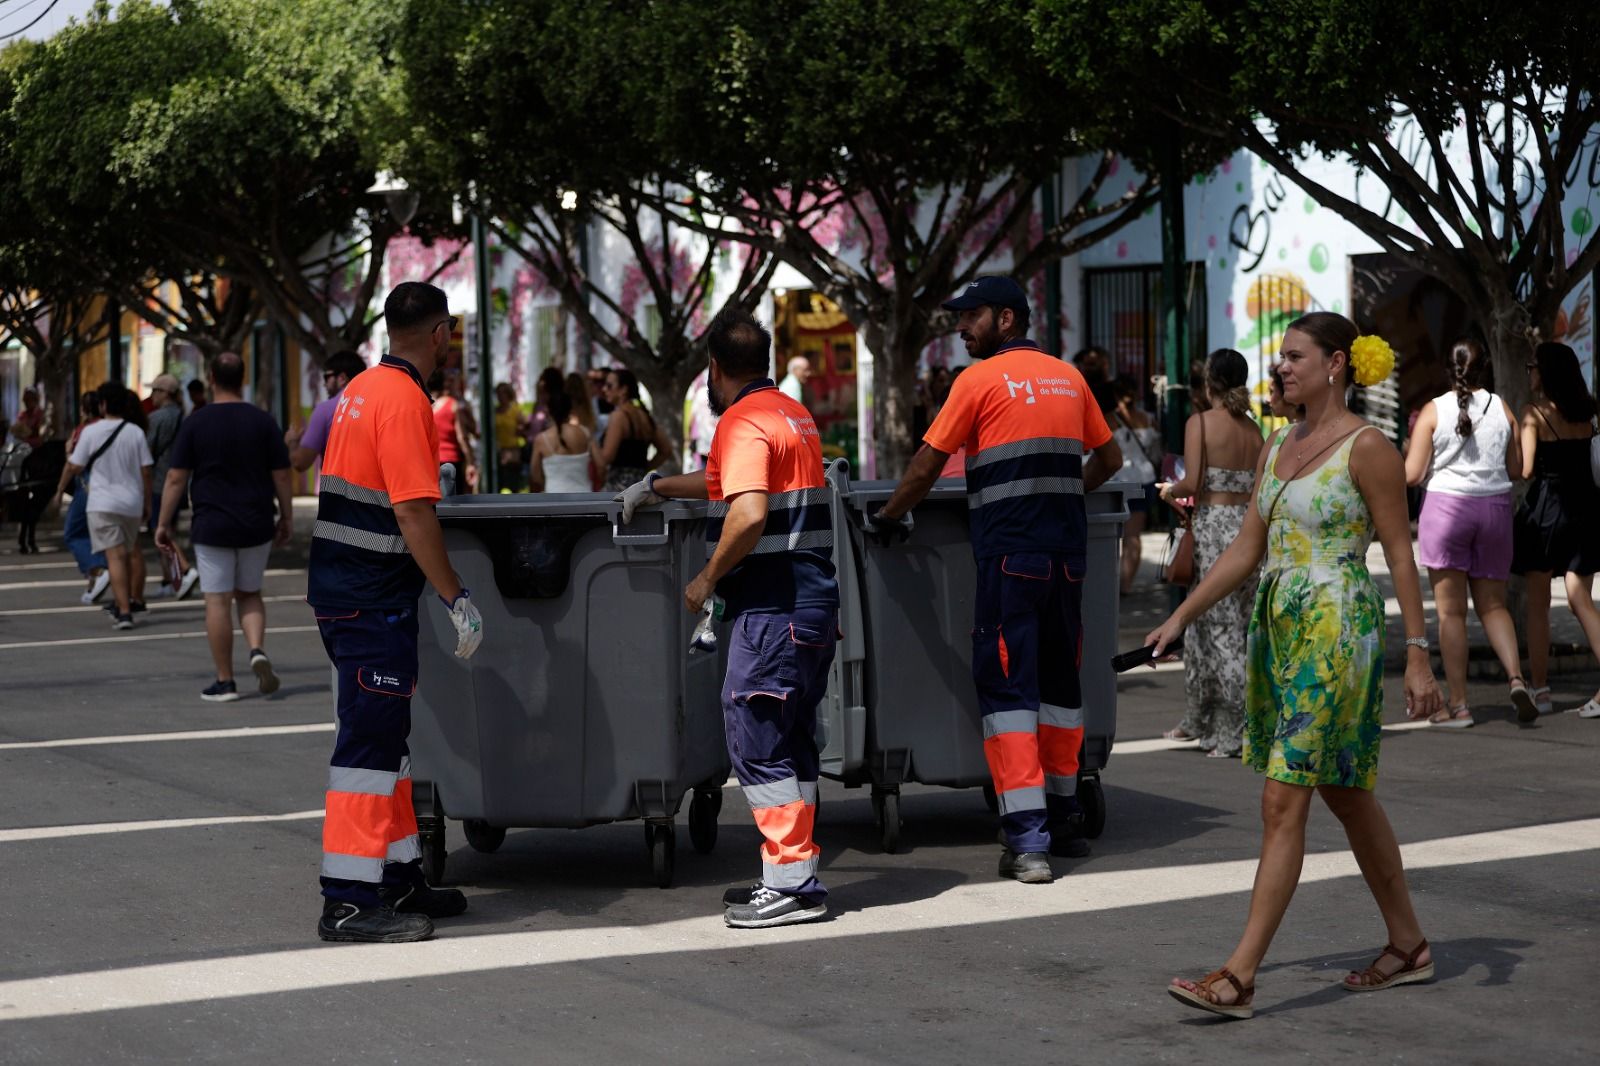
[1293,416,1346,461]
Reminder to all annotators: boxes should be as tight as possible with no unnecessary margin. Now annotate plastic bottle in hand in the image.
[689,595,725,654]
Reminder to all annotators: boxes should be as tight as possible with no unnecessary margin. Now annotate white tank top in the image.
[1428,389,1511,496]
[541,452,592,493]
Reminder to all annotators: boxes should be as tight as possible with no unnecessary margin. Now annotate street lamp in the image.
[367,171,420,228]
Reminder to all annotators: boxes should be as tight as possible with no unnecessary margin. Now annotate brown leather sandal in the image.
[1343,939,1435,992]
[1168,967,1255,1019]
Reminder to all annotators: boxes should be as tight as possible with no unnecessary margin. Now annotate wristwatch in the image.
[1404,637,1430,651]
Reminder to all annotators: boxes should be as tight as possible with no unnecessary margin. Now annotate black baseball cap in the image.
[941,275,1028,315]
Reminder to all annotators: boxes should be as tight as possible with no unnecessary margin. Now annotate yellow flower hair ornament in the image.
[1349,335,1395,387]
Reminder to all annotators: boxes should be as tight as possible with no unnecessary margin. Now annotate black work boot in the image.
[379,882,469,918]
[997,848,1054,884]
[317,901,434,943]
[1049,821,1092,859]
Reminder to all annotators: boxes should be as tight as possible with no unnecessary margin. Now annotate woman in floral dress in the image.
[1157,349,1265,757]
[1146,312,1444,1020]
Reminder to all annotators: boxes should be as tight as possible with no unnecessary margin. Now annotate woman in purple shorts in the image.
[1405,338,1533,727]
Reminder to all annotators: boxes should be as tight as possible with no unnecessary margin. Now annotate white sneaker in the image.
[82,570,110,605]
[177,567,199,600]
[1577,698,1600,719]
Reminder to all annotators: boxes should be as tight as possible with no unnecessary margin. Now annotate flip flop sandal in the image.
[1344,939,1434,992]
[1205,747,1240,759]
[1169,967,1254,1019]
[1163,727,1199,742]
[1509,680,1539,723]
[1530,687,1554,715]
[1429,706,1474,729]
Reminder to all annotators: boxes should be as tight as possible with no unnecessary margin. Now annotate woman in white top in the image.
[1111,376,1162,594]
[1403,338,1531,727]
[530,387,594,493]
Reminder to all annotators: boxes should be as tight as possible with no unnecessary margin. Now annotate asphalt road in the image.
[1,535,1596,1065]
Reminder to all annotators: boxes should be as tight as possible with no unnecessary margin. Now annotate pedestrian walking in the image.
[428,366,475,494]
[529,386,592,493]
[154,353,293,703]
[1156,350,1264,757]
[307,281,483,944]
[1512,341,1600,718]
[12,386,47,448]
[1146,312,1442,1019]
[592,368,671,491]
[493,381,529,492]
[62,391,109,603]
[187,379,208,412]
[1403,338,1531,727]
[144,374,199,600]
[288,349,367,478]
[1267,363,1303,424]
[870,276,1124,884]
[1110,376,1162,595]
[52,382,152,629]
[778,355,812,402]
[617,308,839,928]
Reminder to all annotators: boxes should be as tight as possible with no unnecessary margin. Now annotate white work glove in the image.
[613,471,664,524]
[440,587,484,660]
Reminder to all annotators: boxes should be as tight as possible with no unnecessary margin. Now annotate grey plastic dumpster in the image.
[819,461,1129,850]
[409,493,730,888]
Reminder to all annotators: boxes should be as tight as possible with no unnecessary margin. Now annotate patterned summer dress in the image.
[1178,467,1259,755]
[1244,427,1385,790]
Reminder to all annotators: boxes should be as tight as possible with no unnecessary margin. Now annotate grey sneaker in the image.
[250,648,280,696]
[723,886,828,929]
[998,848,1054,884]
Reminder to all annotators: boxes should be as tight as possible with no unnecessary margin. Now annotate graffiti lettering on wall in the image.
[1228,170,1288,273]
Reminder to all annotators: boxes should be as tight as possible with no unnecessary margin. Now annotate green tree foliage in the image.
[395,0,779,454]
[1032,0,1600,407]
[0,40,109,414]
[4,0,435,364]
[632,0,1227,474]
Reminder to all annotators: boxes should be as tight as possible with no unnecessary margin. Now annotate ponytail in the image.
[1216,385,1251,417]
[1446,338,1489,439]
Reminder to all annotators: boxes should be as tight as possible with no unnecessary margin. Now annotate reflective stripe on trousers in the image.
[742,776,820,889]
[316,608,424,905]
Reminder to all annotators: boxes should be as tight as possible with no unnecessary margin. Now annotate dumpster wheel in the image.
[688,790,721,855]
[1080,775,1106,839]
[419,816,448,885]
[871,787,901,853]
[645,821,677,888]
[463,820,506,854]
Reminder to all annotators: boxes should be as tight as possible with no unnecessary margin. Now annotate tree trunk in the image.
[636,361,691,475]
[1484,298,1535,415]
[868,312,928,479]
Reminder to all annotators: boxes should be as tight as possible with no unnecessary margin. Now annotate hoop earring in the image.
[1327,375,1335,386]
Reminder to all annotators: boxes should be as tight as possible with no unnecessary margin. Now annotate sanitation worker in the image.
[616,308,838,928]
[870,276,1122,884]
[307,281,484,942]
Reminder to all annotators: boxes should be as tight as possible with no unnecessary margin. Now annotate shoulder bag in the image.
[80,420,129,487]
[1160,416,1204,586]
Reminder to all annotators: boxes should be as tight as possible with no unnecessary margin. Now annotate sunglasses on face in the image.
[433,315,461,335]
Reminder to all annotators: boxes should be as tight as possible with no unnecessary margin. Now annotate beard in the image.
[707,379,728,417]
[964,330,1000,360]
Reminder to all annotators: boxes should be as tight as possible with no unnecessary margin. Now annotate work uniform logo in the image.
[1003,374,1036,405]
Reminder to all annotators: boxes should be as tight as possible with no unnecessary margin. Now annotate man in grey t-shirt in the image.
[145,374,198,599]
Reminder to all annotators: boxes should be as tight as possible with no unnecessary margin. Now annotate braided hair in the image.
[1446,338,1490,439]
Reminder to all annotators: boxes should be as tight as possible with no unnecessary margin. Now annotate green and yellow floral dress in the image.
[1244,427,1385,790]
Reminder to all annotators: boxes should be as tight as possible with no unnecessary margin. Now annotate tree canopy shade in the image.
[621,0,1220,474]
[1031,0,1600,407]
[396,0,780,453]
[3,0,429,364]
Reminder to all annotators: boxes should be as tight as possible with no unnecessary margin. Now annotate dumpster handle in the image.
[611,521,670,547]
